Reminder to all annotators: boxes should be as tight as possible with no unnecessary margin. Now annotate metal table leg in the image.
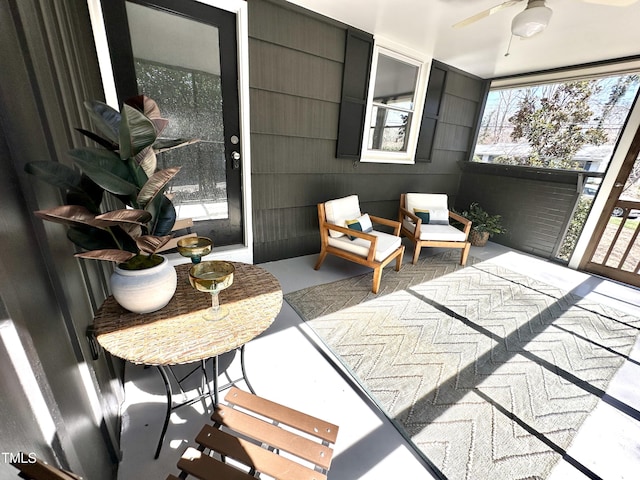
[240,344,256,394]
[154,366,173,459]
[153,345,254,458]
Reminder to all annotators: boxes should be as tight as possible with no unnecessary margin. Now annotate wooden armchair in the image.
[315,195,404,294]
[399,193,472,265]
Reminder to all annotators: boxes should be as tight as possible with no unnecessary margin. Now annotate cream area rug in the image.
[285,251,640,480]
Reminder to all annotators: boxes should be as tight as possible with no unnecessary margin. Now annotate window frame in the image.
[472,61,640,173]
[359,43,429,164]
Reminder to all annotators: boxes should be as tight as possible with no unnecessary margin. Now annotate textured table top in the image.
[93,262,283,365]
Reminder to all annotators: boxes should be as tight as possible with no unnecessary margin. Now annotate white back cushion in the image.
[406,193,449,224]
[324,195,362,238]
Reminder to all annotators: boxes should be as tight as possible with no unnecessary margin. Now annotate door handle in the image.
[231,151,241,169]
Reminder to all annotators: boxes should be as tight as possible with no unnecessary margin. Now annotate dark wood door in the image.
[102,0,244,246]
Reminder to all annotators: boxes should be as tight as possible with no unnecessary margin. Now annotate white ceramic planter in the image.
[110,255,177,314]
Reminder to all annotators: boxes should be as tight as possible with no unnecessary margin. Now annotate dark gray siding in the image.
[249,0,486,262]
[1,1,121,477]
[457,163,581,258]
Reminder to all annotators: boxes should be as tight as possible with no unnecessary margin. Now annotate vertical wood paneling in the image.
[1,0,120,477]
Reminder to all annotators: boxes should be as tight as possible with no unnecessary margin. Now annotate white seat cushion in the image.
[328,229,401,262]
[403,219,467,242]
[324,195,361,238]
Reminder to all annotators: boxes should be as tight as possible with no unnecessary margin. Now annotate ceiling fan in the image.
[453,0,639,38]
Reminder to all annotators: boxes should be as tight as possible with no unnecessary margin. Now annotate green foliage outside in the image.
[508,81,607,169]
[478,74,639,171]
[557,196,592,261]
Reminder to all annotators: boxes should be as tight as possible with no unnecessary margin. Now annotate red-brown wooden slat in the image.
[212,405,334,470]
[176,447,254,480]
[224,386,338,444]
[11,456,81,480]
[195,424,327,480]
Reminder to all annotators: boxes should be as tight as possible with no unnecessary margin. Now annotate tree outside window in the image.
[474,74,639,172]
[473,72,640,262]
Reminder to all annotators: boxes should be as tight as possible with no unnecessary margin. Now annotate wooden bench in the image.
[168,386,339,480]
[11,454,82,480]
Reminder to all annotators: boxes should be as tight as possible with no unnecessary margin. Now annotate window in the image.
[472,64,640,264]
[473,72,640,173]
[360,46,427,163]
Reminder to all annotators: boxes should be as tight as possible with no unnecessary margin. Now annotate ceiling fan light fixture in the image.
[511,1,552,37]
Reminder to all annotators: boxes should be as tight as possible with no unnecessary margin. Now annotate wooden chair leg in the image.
[460,242,471,266]
[412,243,422,264]
[395,246,404,271]
[314,250,328,270]
[372,266,382,294]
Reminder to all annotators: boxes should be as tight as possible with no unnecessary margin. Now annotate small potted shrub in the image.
[459,203,506,247]
[26,95,197,313]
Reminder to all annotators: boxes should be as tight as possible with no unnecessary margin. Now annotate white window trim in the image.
[360,42,430,164]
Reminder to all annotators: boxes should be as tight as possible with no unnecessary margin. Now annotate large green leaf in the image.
[25,162,105,213]
[137,167,181,208]
[84,100,120,144]
[146,194,176,236]
[75,128,118,151]
[24,161,82,190]
[67,225,137,252]
[65,173,104,214]
[119,104,157,160]
[69,148,138,197]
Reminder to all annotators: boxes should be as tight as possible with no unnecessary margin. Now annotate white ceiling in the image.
[286,0,640,79]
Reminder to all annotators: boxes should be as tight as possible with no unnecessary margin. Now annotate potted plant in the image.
[25,95,197,313]
[459,203,506,247]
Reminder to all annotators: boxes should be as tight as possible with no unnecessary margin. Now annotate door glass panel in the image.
[125,2,227,222]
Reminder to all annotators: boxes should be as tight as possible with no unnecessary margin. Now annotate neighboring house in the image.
[1,0,638,478]
[474,143,615,172]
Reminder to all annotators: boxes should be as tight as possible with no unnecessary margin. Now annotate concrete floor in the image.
[117,241,640,479]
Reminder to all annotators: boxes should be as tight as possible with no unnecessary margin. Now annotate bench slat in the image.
[224,386,339,444]
[212,404,334,470]
[176,447,254,480]
[196,424,327,480]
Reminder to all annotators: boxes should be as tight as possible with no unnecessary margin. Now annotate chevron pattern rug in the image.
[285,251,640,480]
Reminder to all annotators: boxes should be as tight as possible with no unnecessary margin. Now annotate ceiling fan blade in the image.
[452,0,524,28]
[581,0,638,5]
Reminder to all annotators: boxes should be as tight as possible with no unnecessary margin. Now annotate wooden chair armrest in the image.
[397,207,422,237]
[449,211,472,235]
[369,215,401,236]
[322,222,378,262]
